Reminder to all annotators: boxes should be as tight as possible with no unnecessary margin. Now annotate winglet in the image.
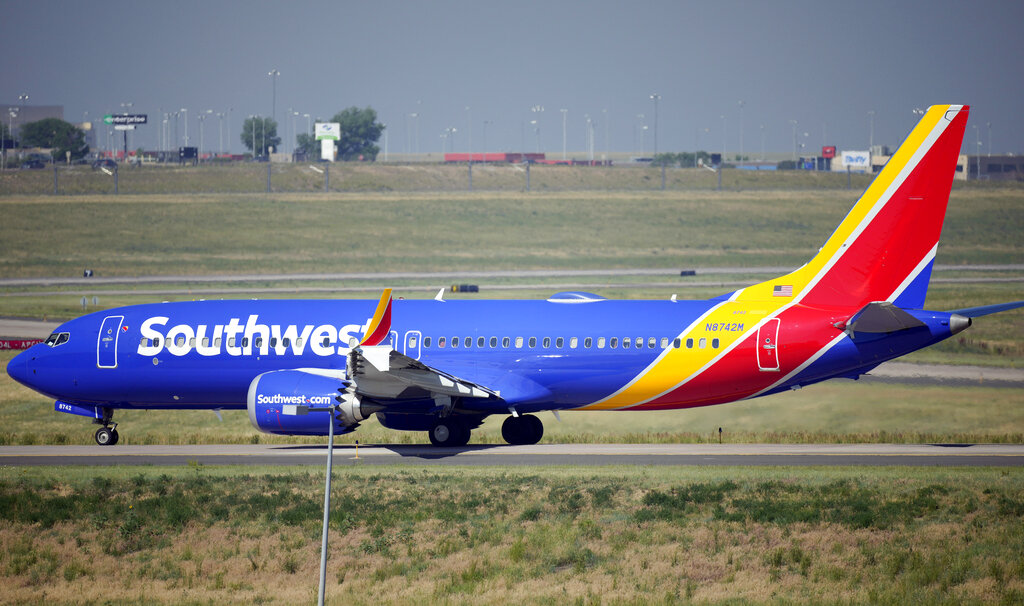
[359,288,393,346]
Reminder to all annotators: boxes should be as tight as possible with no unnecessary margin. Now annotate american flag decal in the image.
[773,285,793,297]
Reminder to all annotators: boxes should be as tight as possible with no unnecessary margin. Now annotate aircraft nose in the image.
[6,348,32,387]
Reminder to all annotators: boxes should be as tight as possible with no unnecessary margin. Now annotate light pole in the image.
[291,111,299,156]
[120,102,133,160]
[760,124,766,162]
[249,114,257,157]
[987,121,991,156]
[4,107,18,171]
[790,119,798,163]
[635,114,644,155]
[649,93,660,156]
[482,120,492,161]
[227,107,234,155]
[560,108,568,160]
[530,105,544,152]
[198,113,206,163]
[867,110,875,152]
[181,108,189,147]
[602,108,609,158]
[268,69,280,127]
[973,124,981,178]
[217,112,225,156]
[530,120,539,153]
[465,106,471,158]
[738,100,744,162]
[720,114,727,162]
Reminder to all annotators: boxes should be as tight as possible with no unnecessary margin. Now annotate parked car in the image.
[20,159,45,169]
[92,158,117,170]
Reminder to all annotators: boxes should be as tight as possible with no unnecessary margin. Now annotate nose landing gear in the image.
[93,408,119,446]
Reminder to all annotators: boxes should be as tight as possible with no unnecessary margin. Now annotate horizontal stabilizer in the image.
[845,301,926,336]
[948,300,1024,318]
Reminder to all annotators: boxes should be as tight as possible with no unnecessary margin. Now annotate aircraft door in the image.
[404,330,422,360]
[757,318,780,371]
[389,330,399,348]
[97,315,124,369]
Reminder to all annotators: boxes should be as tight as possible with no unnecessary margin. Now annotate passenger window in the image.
[597,337,605,349]
[543,337,551,348]
[528,337,537,348]
[610,337,618,349]
[438,337,446,348]
[176,336,186,347]
[686,338,693,349]
[465,337,472,348]
[140,337,148,347]
[477,337,485,348]
[623,337,631,349]
[229,337,236,347]
[556,337,564,348]
[584,337,592,348]
[424,337,431,348]
[202,337,210,347]
[502,337,510,348]
[410,337,418,348]
[699,338,707,349]
[270,338,277,348]
[295,338,302,347]
[489,337,497,348]
[515,337,523,348]
[321,338,329,347]
[283,338,290,347]
[215,338,222,347]
[570,337,578,349]
[673,338,681,349]
[636,337,643,348]
[712,338,720,349]
[242,337,249,348]
[648,337,656,349]
[661,337,669,349]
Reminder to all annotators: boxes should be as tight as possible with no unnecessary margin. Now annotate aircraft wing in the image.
[347,345,499,402]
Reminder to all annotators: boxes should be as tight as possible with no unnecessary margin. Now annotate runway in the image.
[2,443,1022,467]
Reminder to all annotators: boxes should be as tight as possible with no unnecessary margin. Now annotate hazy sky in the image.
[3,0,1021,157]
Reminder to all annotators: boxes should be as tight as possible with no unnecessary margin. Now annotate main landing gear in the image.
[429,418,471,447]
[501,414,543,445]
[93,409,119,446]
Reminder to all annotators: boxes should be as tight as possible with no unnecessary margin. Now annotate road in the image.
[0,264,1020,288]
[1,443,1022,467]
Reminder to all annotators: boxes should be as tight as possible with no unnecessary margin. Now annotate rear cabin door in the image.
[756,318,780,371]
[97,315,124,369]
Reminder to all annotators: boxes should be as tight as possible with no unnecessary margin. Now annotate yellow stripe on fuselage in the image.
[581,301,765,410]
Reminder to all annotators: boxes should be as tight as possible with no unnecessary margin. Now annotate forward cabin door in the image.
[97,315,124,369]
[757,318,780,371]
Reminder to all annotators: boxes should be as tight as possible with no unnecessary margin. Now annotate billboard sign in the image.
[822,146,836,159]
[103,114,148,126]
[315,122,340,141]
[842,151,870,169]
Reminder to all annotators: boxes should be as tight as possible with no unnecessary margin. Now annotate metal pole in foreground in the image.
[318,404,335,606]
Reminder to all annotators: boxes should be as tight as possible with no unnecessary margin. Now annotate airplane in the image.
[7,104,1023,447]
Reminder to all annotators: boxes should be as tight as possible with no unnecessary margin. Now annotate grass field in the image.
[1,465,1022,604]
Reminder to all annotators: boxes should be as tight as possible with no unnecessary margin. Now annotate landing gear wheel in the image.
[95,427,115,446]
[502,414,544,445]
[429,419,471,447]
[109,429,120,446]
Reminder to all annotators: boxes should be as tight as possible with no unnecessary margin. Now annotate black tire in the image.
[429,419,470,447]
[95,427,114,446]
[502,414,544,445]
[109,429,120,446]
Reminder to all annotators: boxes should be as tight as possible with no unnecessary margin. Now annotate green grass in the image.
[0,465,1022,604]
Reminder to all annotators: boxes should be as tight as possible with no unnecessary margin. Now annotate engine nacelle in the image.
[247,369,373,436]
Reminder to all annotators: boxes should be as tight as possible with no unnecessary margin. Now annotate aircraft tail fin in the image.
[360,288,393,346]
[736,105,969,310]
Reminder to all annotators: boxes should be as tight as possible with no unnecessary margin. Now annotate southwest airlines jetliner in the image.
[8,105,1023,446]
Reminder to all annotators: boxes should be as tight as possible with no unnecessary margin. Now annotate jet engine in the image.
[247,369,379,436]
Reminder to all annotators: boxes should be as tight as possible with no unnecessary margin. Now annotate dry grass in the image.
[1,466,1022,605]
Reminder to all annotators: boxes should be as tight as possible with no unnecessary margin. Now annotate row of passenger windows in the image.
[143,336,309,349]
[141,334,724,352]
[417,335,721,350]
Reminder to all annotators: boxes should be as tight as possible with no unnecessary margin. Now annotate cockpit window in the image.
[45,332,70,347]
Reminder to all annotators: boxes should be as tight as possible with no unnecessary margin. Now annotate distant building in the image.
[966,155,1023,181]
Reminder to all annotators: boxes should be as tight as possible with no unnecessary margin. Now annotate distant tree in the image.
[240,116,280,156]
[330,107,384,161]
[295,132,317,158]
[19,118,89,160]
